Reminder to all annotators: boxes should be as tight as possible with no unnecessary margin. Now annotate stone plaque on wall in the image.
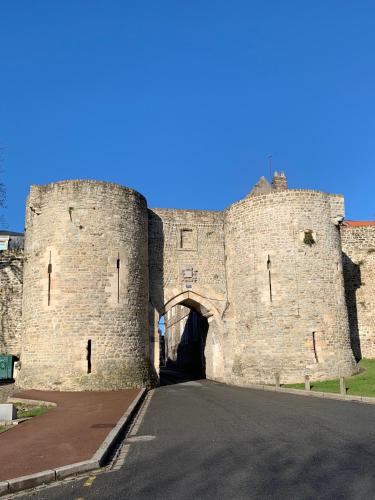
[181,266,198,288]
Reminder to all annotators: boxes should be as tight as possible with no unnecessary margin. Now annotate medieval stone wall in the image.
[341,223,375,359]
[224,190,357,385]
[18,180,151,390]
[148,208,228,382]
[148,208,227,311]
[0,250,23,356]
[4,175,366,391]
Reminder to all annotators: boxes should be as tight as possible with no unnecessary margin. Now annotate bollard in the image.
[274,373,280,389]
[340,377,346,396]
[304,375,311,391]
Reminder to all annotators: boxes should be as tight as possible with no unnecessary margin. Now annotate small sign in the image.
[182,268,193,279]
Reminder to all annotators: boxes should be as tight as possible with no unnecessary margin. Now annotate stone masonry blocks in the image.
[224,190,357,384]
[4,176,366,391]
[18,180,151,390]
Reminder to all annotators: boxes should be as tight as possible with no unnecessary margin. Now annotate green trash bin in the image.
[0,355,13,380]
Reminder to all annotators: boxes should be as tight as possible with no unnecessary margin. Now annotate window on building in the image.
[179,228,195,250]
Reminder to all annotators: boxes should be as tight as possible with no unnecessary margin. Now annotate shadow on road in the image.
[159,367,205,386]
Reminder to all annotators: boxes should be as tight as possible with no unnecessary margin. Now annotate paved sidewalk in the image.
[0,388,140,481]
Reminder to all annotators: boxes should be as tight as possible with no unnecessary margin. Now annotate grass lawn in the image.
[284,359,375,397]
[0,405,50,435]
[15,405,49,419]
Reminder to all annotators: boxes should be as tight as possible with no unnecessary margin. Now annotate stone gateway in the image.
[1,173,374,390]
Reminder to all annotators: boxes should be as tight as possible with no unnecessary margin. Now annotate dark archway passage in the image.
[159,304,208,385]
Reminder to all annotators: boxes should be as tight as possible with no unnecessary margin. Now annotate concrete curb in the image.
[8,397,57,408]
[92,387,147,466]
[0,388,147,497]
[244,383,375,404]
[0,483,8,496]
[0,417,31,426]
[8,470,56,494]
[55,460,99,480]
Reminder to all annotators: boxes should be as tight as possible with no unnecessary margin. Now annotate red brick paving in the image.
[0,389,140,481]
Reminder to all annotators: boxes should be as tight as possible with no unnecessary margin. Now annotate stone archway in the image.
[162,291,220,322]
[157,291,226,383]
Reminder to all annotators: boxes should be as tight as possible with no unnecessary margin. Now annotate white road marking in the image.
[128,390,154,437]
[110,390,154,471]
[125,435,155,443]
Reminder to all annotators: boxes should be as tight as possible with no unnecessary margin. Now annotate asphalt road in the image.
[22,377,375,500]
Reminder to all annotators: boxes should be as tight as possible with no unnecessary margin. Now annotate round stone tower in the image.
[224,189,357,385]
[18,180,151,390]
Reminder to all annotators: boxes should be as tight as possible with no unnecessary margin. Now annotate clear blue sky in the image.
[1,1,375,231]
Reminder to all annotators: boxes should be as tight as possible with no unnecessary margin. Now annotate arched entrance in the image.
[157,291,224,384]
[161,291,219,320]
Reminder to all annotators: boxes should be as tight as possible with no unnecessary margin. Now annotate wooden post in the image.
[304,375,310,391]
[340,377,346,396]
[275,373,280,389]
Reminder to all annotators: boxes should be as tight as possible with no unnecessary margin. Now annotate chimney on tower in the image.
[272,171,288,192]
